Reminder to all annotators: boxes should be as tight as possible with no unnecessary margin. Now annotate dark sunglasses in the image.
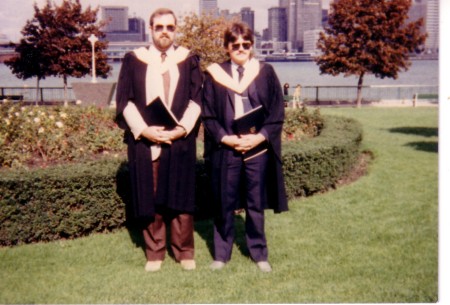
[154,24,176,32]
[231,42,252,51]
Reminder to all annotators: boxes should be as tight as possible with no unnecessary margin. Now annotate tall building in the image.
[424,0,439,53]
[240,7,255,32]
[284,0,298,49]
[262,28,271,41]
[409,0,439,53]
[279,0,290,8]
[295,0,322,51]
[200,0,219,17]
[100,6,146,42]
[409,0,427,38]
[268,7,287,42]
[101,6,129,32]
[220,9,241,22]
[409,0,426,21]
[303,28,322,53]
[128,17,146,41]
[282,0,323,51]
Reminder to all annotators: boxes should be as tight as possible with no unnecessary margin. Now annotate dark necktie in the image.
[161,52,170,104]
[237,65,244,82]
[237,65,252,113]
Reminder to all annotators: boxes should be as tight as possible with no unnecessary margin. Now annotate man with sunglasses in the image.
[202,22,288,272]
[116,8,202,272]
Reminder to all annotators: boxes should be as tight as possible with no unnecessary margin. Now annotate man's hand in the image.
[141,126,172,144]
[222,134,266,153]
[234,133,266,153]
[221,135,242,150]
[164,126,187,142]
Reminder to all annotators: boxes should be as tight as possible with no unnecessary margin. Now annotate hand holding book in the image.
[141,97,185,144]
[230,105,268,161]
[143,96,179,130]
[141,126,173,144]
[234,133,265,151]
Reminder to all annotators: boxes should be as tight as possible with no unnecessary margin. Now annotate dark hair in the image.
[149,8,177,27]
[223,22,254,48]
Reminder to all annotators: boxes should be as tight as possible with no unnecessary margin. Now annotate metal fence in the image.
[0,84,439,105]
[294,84,438,104]
[0,86,76,104]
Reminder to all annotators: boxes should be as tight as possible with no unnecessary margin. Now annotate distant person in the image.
[202,22,288,272]
[283,82,290,96]
[283,83,290,107]
[115,8,203,272]
[292,84,302,108]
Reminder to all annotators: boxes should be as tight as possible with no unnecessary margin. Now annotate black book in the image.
[142,97,179,129]
[241,143,268,161]
[232,105,268,161]
[232,105,265,135]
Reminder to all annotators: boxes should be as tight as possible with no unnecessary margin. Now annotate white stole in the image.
[134,45,190,107]
[206,58,260,94]
[130,45,191,160]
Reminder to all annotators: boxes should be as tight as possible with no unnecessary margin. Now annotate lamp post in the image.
[88,34,98,83]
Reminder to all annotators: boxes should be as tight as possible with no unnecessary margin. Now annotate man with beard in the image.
[116,8,203,272]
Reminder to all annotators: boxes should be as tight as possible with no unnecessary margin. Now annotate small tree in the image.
[5,37,50,105]
[5,0,111,104]
[316,0,426,107]
[177,13,233,70]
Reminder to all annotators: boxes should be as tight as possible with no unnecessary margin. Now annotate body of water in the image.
[272,60,439,87]
[0,60,439,88]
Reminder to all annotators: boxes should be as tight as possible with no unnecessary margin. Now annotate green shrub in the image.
[0,158,126,246]
[0,114,363,246]
[283,115,363,198]
[283,106,324,141]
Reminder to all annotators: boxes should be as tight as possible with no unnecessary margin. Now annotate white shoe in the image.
[256,261,272,272]
[210,260,226,270]
[145,260,162,272]
[180,259,196,270]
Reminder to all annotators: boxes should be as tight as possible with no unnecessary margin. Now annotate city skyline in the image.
[0,0,331,43]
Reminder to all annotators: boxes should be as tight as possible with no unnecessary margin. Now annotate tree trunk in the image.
[356,72,365,108]
[63,75,68,107]
[35,78,41,106]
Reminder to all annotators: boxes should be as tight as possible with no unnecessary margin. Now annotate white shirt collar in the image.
[231,59,250,71]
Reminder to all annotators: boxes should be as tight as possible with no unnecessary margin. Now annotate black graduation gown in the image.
[202,60,288,214]
[116,50,203,219]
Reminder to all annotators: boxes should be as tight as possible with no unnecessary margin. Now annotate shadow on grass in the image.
[194,215,250,260]
[389,126,438,137]
[193,160,251,260]
[405,141,438,153]
[388,126,438,153]
[115,160,250,261]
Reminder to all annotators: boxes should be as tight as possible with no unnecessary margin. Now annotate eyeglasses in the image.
[231,42,252,51]
[153,24,176,32]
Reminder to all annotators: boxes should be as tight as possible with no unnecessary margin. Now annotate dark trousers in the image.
[213,151,269,263]
[142,160,195,262]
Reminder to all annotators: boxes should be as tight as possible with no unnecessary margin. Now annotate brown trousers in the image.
[142,160,194,262]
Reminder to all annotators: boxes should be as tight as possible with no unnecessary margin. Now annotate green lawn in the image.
[0,107,438,303]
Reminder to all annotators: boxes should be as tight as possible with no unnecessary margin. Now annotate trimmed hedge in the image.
[0,115,363,246]
[282,115,363,197]
[0,159,127,246]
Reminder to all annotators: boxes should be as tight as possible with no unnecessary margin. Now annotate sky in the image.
[0,0,330,43]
